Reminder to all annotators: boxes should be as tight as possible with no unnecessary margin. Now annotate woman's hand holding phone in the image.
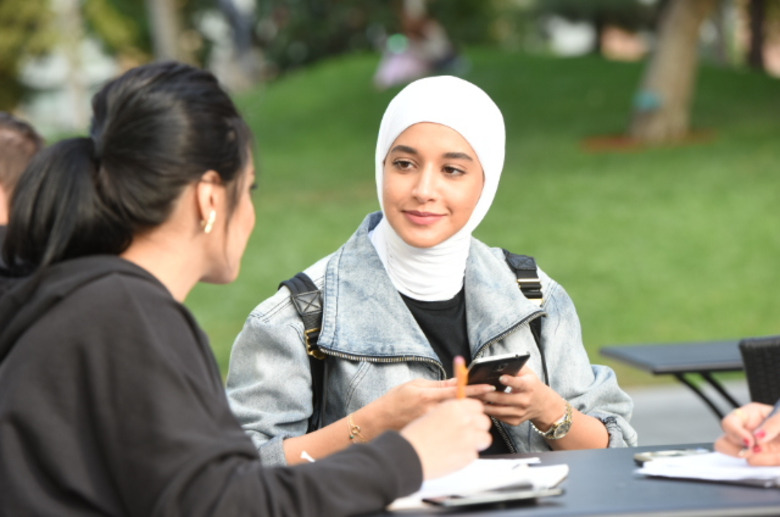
[472,359,561,427]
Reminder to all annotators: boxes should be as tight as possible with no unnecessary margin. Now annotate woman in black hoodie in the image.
[0,62,491,516]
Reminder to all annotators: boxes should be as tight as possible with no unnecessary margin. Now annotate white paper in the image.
[389,458,569,510]
[637,451,780,487]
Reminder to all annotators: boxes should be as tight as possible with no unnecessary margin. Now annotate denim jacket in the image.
[227,212,637,465]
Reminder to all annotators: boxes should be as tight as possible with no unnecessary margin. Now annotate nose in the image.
[411,165,437,202]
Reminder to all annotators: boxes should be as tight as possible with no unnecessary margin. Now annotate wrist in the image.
[531,399,573,440]
[350,406,384,443]
[533,393,567,429]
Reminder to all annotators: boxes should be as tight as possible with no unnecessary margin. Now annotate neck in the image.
[120,229,203,302]
[370,217,470,302]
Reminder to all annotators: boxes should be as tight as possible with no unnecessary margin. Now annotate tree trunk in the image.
[628,0,717,144]
[57,0,89,130]
[747,0,766,70]
[145,0,186,62]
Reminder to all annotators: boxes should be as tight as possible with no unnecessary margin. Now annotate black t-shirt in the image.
[401,289,469,378]
[401,289,511,455]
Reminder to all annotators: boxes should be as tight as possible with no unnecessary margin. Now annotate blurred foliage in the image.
[0,0,55,109]
[83,0,150,64]
[533,0,662,53]
[428,0,499,47]
[254,0,393,73]
[533,0,662,31]
[253,0,499,75]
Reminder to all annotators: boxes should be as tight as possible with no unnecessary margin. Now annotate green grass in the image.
[186,48,780,386]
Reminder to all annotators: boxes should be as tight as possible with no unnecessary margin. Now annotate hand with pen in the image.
[715,400,780,466]
[389,356,493,480]
[367,373,496,433]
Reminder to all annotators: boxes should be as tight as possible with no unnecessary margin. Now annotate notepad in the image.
[636,451,780,488]
[389,458,569,510]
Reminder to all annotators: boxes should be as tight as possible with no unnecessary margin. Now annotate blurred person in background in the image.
[0,112,44,295]
[0,112,44,244]
[374,0,462,89]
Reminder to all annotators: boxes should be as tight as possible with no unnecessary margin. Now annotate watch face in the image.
[552,421,572,439]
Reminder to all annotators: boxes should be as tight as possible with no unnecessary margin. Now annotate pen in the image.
[454,356,468,399]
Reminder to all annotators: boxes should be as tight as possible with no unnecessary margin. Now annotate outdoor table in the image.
[600,340,744,419]
[379,443,780,516]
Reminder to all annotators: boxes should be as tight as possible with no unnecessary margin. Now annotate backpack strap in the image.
[279,272,326,432]
[502,249,549,385]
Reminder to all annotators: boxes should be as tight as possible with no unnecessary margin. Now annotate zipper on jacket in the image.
[319,348,448,379]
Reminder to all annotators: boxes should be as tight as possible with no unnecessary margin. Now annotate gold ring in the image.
[732,408,746,421]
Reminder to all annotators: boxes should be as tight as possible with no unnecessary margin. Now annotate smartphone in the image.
[633,448,710,466]
[423,485,563,508]
[468,353,530,392]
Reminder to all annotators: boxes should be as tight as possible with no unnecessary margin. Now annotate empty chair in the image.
[738,335,780,405]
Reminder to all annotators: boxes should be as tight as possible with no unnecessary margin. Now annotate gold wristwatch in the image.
[531,400,573,440]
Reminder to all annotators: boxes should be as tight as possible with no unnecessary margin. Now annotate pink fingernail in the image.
[755,430,766,440]
[743,438,751,447]
[753,444,763,453]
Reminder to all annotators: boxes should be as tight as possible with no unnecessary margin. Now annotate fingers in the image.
[401,398,493,480]
[714,435,747,458]
[721,408,756,450]
[754,411,780,445]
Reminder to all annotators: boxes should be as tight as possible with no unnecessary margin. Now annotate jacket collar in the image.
[317,212,543,361]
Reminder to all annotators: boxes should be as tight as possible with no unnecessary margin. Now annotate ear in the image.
[195,170,222,230]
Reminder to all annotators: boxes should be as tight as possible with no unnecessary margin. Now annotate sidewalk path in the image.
[624,379,750,446]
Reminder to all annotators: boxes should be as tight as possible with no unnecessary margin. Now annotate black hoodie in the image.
[0,255,420,516]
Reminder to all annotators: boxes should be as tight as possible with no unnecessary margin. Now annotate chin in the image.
[399,234,443,249]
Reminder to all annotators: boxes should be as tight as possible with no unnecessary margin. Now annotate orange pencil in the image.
[454,356,468,399]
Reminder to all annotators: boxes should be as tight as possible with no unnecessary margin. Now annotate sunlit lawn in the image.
[187,47,780,387]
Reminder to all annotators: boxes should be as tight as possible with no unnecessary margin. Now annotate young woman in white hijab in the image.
[227,76,637,466]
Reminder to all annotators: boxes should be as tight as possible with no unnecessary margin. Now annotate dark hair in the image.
[3,62,252,273]
[0,112,44,194]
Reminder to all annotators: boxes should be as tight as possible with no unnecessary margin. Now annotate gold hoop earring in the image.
[203,210,216,234]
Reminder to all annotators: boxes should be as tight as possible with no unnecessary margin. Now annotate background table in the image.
[600,340,744,419]
[381,444,780,516]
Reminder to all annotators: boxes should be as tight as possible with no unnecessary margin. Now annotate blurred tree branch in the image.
[0,0,55,110]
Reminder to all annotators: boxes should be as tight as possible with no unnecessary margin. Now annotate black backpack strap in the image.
[502,249,549,385]
[279,272,326,432]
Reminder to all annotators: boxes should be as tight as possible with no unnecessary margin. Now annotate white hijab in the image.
[370,75,505,301]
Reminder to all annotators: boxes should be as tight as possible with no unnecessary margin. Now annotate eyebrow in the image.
[388,145,474,162]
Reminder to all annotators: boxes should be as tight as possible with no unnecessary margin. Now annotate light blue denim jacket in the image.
[226,212,637,465]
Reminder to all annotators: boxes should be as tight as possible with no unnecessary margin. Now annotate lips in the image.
[403,210,444,226]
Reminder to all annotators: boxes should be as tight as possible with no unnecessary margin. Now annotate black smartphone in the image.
[468,353,530,392]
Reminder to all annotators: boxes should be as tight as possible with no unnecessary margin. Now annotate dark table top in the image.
[382,444,780,516]
[600,340,743,375]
